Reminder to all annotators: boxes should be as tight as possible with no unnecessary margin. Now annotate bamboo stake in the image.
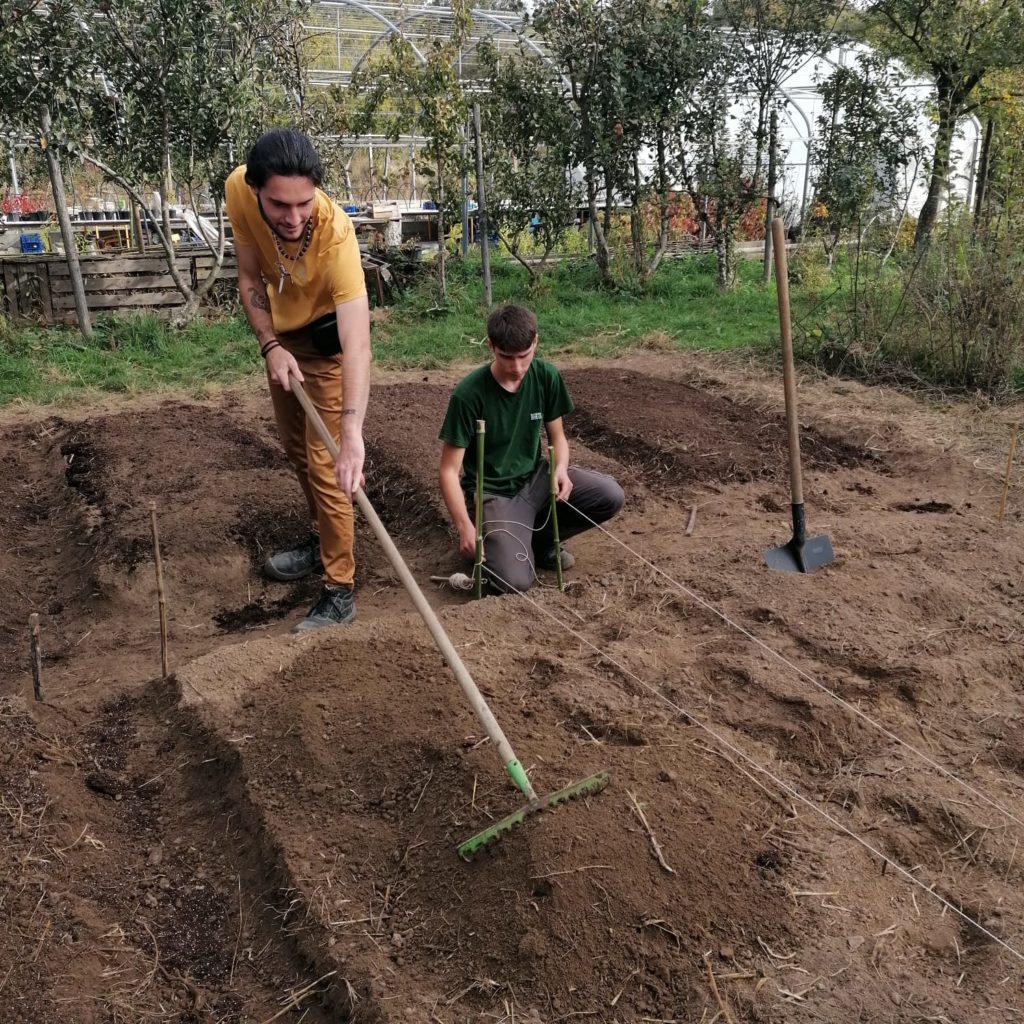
[29,613,42,702]
[149,501,169,676]
[549,457,564,592]
[997,421,1020,522]
[473,420,485,599]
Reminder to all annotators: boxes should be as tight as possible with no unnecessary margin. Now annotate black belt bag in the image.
[309,311,341,357]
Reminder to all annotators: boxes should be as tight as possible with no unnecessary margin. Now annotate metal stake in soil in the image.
[29,613,43,702]
[548,458,564,592]
[474,419,485,599]
[763,217,834,574]
[149,501,169,676]
[288,376,611,859]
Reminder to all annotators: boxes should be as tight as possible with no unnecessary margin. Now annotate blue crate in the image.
[20,233,44,254]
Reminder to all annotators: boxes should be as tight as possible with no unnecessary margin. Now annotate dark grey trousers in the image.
[467,460,624,594]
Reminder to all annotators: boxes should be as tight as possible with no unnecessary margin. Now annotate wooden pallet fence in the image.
[0,250,239,323]
[2,248,387,323]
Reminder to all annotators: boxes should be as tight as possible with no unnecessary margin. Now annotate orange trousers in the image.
[267,331,355,587]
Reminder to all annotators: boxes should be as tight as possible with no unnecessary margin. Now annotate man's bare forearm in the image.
[440,465,474,535]
[239,272,277,348]
[337,298,371,440]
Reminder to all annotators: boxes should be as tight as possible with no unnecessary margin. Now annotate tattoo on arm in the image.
[342,408,358,417]
[248,286,270,312]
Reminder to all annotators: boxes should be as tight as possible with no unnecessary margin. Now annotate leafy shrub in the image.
[799,219,1024,394]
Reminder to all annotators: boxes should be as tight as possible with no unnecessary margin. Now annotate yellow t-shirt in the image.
[225,165,366,334]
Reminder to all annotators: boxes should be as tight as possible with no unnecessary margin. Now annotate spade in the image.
[763,217,834,574]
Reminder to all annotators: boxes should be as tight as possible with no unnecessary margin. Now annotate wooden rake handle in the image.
[287,375,537,802]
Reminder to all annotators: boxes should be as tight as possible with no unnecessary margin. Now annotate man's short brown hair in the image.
[487,305,538,353]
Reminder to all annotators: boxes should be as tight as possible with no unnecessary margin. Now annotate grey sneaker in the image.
[292,584,356,634]
[264,532,324,582]
[537,546,575,571]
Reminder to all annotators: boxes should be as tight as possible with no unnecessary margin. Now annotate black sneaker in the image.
[264,532,324,582]
[537,546,575,571]
[292,584,356,634]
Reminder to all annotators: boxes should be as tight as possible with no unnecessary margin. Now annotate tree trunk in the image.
[472,102,492,307]
[587,174,612,285]
[343,156,354,203]
[630,151,644,276]
[498,230,538,283]
[40,107,92,338]
[601,163,613,240]
[644,130,670,283]
[714,219,736,290]
[174,197,227,325]
[130,196,146,254]
[437,155,446,302]
[972,117,994,238]
[461,120,470,257]
[914,79,957,248]
[162,148,175,263]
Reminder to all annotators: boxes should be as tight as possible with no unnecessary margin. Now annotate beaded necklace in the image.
[271,217,314,293]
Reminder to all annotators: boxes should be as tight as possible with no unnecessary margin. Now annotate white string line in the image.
[558,498,1024,834]
[475,501,559,586]
[482,562,1024,965]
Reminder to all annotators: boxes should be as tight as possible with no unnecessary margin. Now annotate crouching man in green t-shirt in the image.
[438,304,625,594]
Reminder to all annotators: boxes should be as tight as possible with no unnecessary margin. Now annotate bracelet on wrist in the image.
[260,340,281,359]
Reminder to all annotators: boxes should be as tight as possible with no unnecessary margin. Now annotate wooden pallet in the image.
[0,249,386,323]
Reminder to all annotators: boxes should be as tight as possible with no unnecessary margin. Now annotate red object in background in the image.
[2,192,45,216]
[638,191,701,240]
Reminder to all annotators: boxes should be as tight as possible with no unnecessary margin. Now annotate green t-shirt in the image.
[439,359,574,496]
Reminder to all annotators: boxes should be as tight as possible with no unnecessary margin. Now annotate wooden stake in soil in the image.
[29,613,43,702]
[685,505,698,537]
[704,952,736,1024]
[628,790,674,874]
[998,421,1020,522]
[149,501,169,677]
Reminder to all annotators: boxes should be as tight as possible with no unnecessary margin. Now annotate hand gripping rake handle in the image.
[288,376,538,804]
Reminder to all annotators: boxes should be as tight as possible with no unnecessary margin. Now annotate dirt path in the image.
[2,353,1024,1022]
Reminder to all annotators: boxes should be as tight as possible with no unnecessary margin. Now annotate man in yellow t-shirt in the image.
[226,128,370,633]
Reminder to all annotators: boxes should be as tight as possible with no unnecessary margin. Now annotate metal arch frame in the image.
[775,85,815,218]
[312,6,983,217]
[767,43,983,221]
[340,4,548,79]
[328,0,428,72]
[322,2,563,204]
[472,9,550,64]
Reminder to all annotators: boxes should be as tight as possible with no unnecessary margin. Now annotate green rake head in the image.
[457,770,611,860]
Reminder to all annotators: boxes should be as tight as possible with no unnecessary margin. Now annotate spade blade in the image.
[763,532,834,573]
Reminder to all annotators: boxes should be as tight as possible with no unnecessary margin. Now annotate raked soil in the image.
[2,352,1024,1023]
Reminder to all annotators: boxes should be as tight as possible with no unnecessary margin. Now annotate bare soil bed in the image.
[2,354,1024,1023]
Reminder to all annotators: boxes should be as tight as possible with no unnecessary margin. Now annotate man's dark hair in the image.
[487,305,538,353]
[244,129,323,189]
